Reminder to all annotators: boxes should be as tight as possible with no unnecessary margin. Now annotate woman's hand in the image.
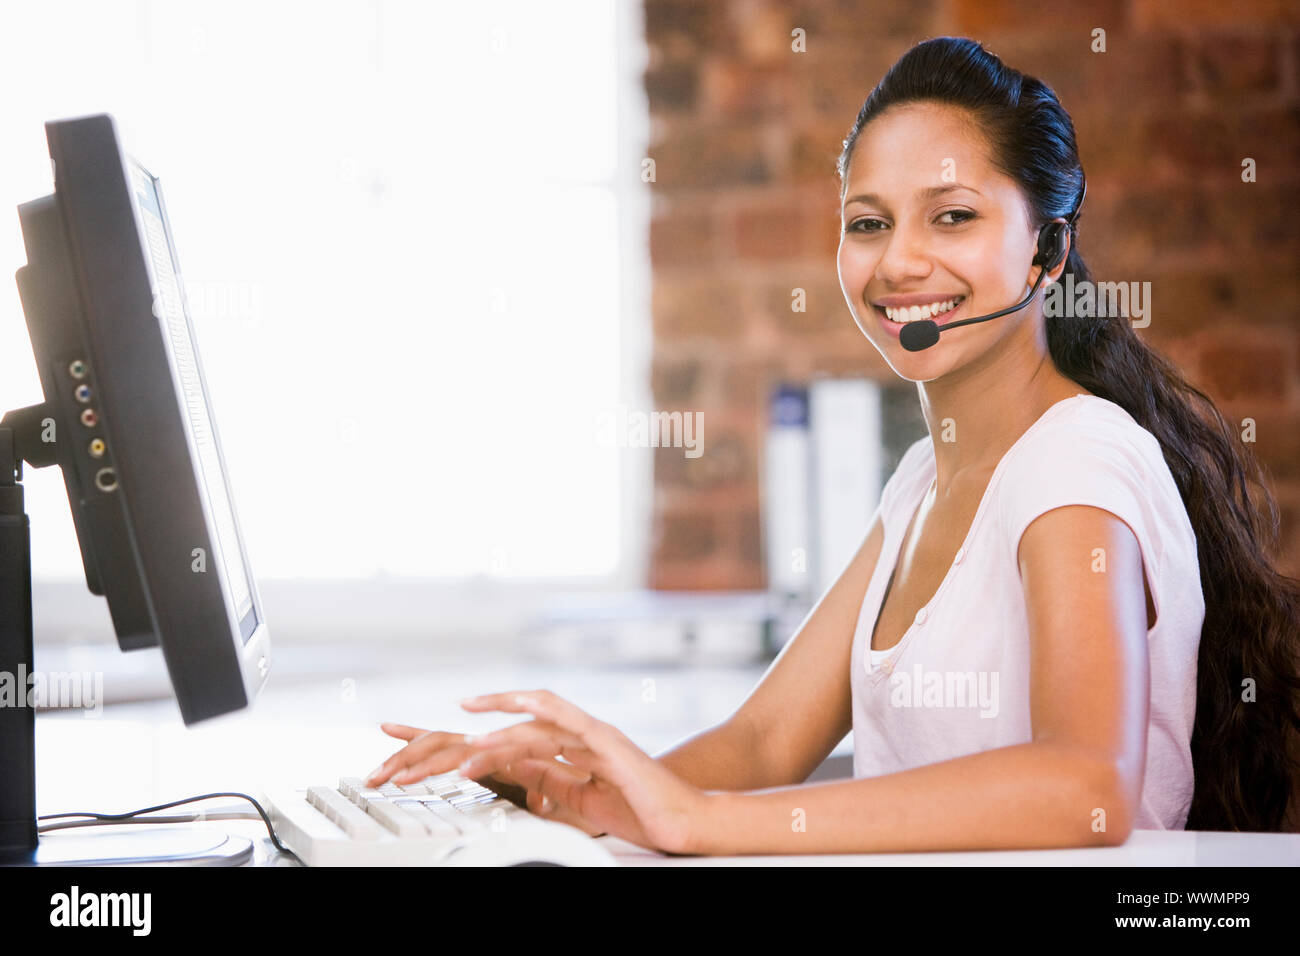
[455,689,714,855]
[366,722,605,838]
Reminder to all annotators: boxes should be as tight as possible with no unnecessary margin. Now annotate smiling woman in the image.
[370,36,1300,855]
[828,36,1300,836]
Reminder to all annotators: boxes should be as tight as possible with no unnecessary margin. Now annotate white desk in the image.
[32,818,1297,867]
[596,830,1300,866]
[23,644,1300,867]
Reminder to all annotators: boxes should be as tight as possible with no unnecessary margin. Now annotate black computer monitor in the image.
[0,113,271,859]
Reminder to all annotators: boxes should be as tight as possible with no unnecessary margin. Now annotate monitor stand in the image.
[0,410,253,866]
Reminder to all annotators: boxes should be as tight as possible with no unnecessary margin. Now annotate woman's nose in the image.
[873,226,932,286]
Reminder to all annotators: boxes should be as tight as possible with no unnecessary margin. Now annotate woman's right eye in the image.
[846,218,887,234]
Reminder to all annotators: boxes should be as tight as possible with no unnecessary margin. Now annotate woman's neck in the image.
[917,357,1089,494]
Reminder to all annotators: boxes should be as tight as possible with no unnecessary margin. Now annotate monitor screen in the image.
[127,161,258,642]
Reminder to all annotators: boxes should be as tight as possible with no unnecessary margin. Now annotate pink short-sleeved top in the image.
[850,393,1205,830]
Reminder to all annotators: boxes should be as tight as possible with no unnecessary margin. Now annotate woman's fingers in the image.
[467,718,587,757]
[388,739,474,784]
[462,690,651,791]
[371,708,592,788]
[380,723,429,741]
[461,690,595,731]
[519,765,605,835]
[478,758,601,834]
[502,759,604,834]
[460,718,600,779]
[378,689,646,795]
[461,690,617,753]
[508,757,595,818]
[525,790,605,837]
[367,729,472,786]
[463,739,600,780]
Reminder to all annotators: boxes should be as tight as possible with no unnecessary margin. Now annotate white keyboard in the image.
[262,771,618,866]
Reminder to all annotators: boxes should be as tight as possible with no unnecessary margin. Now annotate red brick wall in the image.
[642,0,1300,588]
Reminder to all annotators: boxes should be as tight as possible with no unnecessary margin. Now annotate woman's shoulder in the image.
[1021,392,1165,470]
[996,391,1192,572]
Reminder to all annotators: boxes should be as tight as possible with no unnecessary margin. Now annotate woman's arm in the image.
[376,508,881,838]
[689,504,1151,854]
[653,513,887,792]
[652,716,771,792]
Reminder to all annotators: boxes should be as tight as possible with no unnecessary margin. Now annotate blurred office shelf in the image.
[519,589,814,666]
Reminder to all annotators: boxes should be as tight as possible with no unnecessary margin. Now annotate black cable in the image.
[39,813,250,832]
[38,791,297,857]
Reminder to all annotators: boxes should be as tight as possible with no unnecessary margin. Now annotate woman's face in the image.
[837,101,1046,380]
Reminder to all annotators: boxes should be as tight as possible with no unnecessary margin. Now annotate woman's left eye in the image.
[937,209,976,225]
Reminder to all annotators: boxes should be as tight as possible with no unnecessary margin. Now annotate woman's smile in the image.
[872,294,967,338]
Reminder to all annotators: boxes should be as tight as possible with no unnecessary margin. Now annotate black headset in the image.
[1032,174,1088,274]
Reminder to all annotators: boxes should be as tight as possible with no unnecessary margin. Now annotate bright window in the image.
[0,0,647,584]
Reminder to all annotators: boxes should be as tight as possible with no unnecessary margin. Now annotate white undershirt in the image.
[868,645,895,666]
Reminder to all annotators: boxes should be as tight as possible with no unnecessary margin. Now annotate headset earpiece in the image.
[1033,220,1070,273]
[1032,176,1086,276]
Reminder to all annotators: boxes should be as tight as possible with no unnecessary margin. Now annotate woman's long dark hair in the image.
[838,36,1300,831]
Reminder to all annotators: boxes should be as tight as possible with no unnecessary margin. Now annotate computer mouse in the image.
[435,818,619,867]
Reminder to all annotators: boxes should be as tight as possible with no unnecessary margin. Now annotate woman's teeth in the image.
[883,296,964,323]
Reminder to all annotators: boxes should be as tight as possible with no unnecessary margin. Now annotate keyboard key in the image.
[306,786,385,840]
[302,775,514,844]
[448,793,497,809]
[393,798,459,837]
[337,781,384,810]
[420,796,485,832]
[366,798,427,837]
